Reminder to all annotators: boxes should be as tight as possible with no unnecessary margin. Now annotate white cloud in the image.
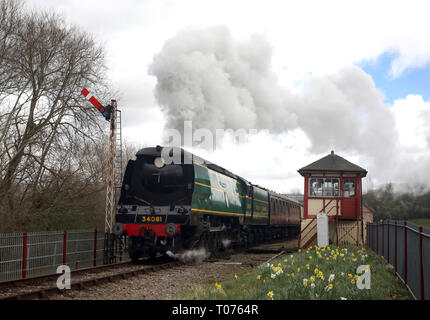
[21,0,430,191]
[391,94,430,150]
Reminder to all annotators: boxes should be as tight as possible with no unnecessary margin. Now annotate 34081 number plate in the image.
[141,215,165,223]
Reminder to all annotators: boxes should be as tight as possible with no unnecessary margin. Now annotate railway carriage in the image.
[114,146,301,261]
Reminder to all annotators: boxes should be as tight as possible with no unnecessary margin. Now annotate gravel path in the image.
[51,253,277,300]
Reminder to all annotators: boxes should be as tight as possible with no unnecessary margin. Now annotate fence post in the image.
[336,217,339,246]
[387,220,390,263]
[404,220,407,285]
[419,226,424,300]
[63,230,67,266]
[93,229,98,267]
[395,220,397,273]
[382,221,385,258]
[356,219,359,246]
[376,222,379,254]
[367,223,369,248]
[22,232,27,279]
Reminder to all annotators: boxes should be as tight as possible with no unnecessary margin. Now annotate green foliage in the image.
[26,199,104,231]
[179,245,412,300]
[364,183,430,221]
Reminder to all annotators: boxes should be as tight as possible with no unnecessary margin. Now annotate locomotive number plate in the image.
[141,215,165,223]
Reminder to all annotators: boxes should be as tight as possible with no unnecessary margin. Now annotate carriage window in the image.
[343,180,355,197]
[310,178,339,197]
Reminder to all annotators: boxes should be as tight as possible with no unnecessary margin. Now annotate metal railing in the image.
[367,220,430,300]
[0,229,128,283]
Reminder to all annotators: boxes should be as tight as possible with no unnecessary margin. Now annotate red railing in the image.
[297,217,317,249]
[336,219,360,245]
[297,215,336,249]
[0,229,107,283]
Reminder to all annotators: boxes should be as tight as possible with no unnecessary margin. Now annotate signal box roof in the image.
[298,151,367,177]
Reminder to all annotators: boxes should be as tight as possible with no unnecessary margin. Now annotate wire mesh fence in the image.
[367,220,430,300]
[0,229,128,283]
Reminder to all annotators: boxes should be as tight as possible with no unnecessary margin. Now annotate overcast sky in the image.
[25,0,430,194]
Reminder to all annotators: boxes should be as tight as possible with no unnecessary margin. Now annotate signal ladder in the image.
[114,110,123,191]
[105,108,124,265]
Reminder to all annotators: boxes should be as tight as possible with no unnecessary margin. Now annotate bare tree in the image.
[0,1,112,230]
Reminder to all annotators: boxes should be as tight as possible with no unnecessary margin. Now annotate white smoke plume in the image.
[148,26,430,188]
[221,239,231,249]
[166,248,210,264]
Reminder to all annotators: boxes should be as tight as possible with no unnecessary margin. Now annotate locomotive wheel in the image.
[129,251,140,263]
[148,248,157,259]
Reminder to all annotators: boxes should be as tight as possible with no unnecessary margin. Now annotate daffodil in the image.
[215,282,222,289]
[325,284,333,291]
[267,291,274,299]
[303,279,308,287]
[257,275,261,280]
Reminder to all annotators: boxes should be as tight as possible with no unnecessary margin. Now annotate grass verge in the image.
[409,218,430,229]
[178,245,412,300]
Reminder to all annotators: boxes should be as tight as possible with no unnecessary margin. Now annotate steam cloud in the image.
[166,248,210,264]
[149,26,430,188]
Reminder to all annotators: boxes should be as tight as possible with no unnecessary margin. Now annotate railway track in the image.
[0,257,181,300]
[0,239,296,300]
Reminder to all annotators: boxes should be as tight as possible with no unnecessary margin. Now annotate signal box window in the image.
[310,178,339,197]
[343,180,355,197]
[323,179,339,196]
[310,178,323,196]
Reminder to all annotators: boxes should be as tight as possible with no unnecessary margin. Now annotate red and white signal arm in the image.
[81,88,105,113]
[81,88,112,121]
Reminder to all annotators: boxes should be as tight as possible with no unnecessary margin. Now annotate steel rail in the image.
[0,261,132,288]
[1,261,181,300]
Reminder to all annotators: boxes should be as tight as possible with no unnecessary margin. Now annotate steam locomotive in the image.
[113,146,302,261]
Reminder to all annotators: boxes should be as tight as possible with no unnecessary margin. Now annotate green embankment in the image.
[409,218,430,229]
[178,245,412,300]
